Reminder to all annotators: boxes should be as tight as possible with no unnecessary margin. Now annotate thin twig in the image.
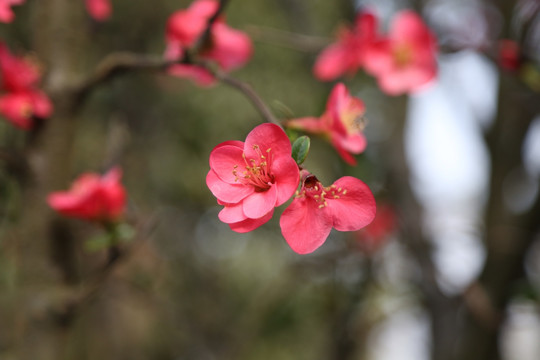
[246,25,331,52]
[211,67,281,126]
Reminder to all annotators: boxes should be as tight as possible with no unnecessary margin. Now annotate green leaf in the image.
[115,223,136,242]
[85,233,114,252]
[291,136,310,165]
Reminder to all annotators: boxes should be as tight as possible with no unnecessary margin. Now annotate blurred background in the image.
[0,0,540,359]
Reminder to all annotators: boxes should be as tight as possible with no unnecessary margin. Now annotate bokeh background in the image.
[1,0,540,359]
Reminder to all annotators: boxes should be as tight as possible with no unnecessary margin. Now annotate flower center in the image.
[298,176,348,209]
[232,145,275,192]
[393,43,413,67]
[340,108,366,134]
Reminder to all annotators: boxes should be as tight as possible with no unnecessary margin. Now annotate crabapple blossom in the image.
[206,123,299,233]
[85,0,112,21]
[280,171,376,254]
[314,11,378,81]
[48,168,126,223]
[0,90,52,129]
[0,43,53,129]
[0,0,24,23]
[286,83,367,165]
[363,10,437,95]
[165,0,252,86]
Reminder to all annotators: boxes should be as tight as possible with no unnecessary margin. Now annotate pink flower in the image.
[280,172,376,254]
[85,0,112,21]
[314,11,379,81]
[0,43,53,129]
[0,90,52,129]
[48,168,126,223]
[0,43,41,92]
[0,0,24,23]
[206,123,300,233]
[165,0,253,86]
[363,10,437,95]
[286,83,367,165]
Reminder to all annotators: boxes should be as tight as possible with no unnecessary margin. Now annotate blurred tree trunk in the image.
[11,1,88,359]
[384,95,460,360]
[456,72,540,360]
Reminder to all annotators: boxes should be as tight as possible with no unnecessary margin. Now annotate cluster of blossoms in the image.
[314,9,438,95]
[165,0,253,86]
[0,43,53,130]
[206,83,377,254]
[48,167,126,224]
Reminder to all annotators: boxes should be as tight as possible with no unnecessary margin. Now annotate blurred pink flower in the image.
[364,10,438,95]
[85,0,112,21]
[0,90,52,129]
[0,43,41,92]
[314,11,379,81]
[0,43,53,129]
[206,123,299,233]
[0,0,24,23]
[280,172,376,254]
[48,168,126,223]
[286,83,367,165]
[165,0,253,86]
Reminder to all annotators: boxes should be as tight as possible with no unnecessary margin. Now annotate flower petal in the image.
[271,156,299,206]
[204,22,253,71]
[206,170,253,203]
[168,64,216,87]
[218,202,247,223]
[280,196,332,254]
[242,184,277,219]
[244,123,292,161]
[326,176,376,231]
[313,43,351,81]
[229,209,273,233]
[209,144,246,184]
[286,116,326,134]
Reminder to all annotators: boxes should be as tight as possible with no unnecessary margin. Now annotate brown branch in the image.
[76,52,174,101]
[210,66,281,126]
[75,0,280,126]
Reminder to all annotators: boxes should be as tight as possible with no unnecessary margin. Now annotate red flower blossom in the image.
[0,43,53,129]
[286,83,367,165]
[0,43,41,92]
[280,172,376,254]
[165,0,252,86]
[85,0,112,21]
[498,39,521,71]
[0,0,24,23]
[314,11,379,81]
[48,168,126,223]
[364,10,437,95]
[0,90,52,129]
[206,123,300,233]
